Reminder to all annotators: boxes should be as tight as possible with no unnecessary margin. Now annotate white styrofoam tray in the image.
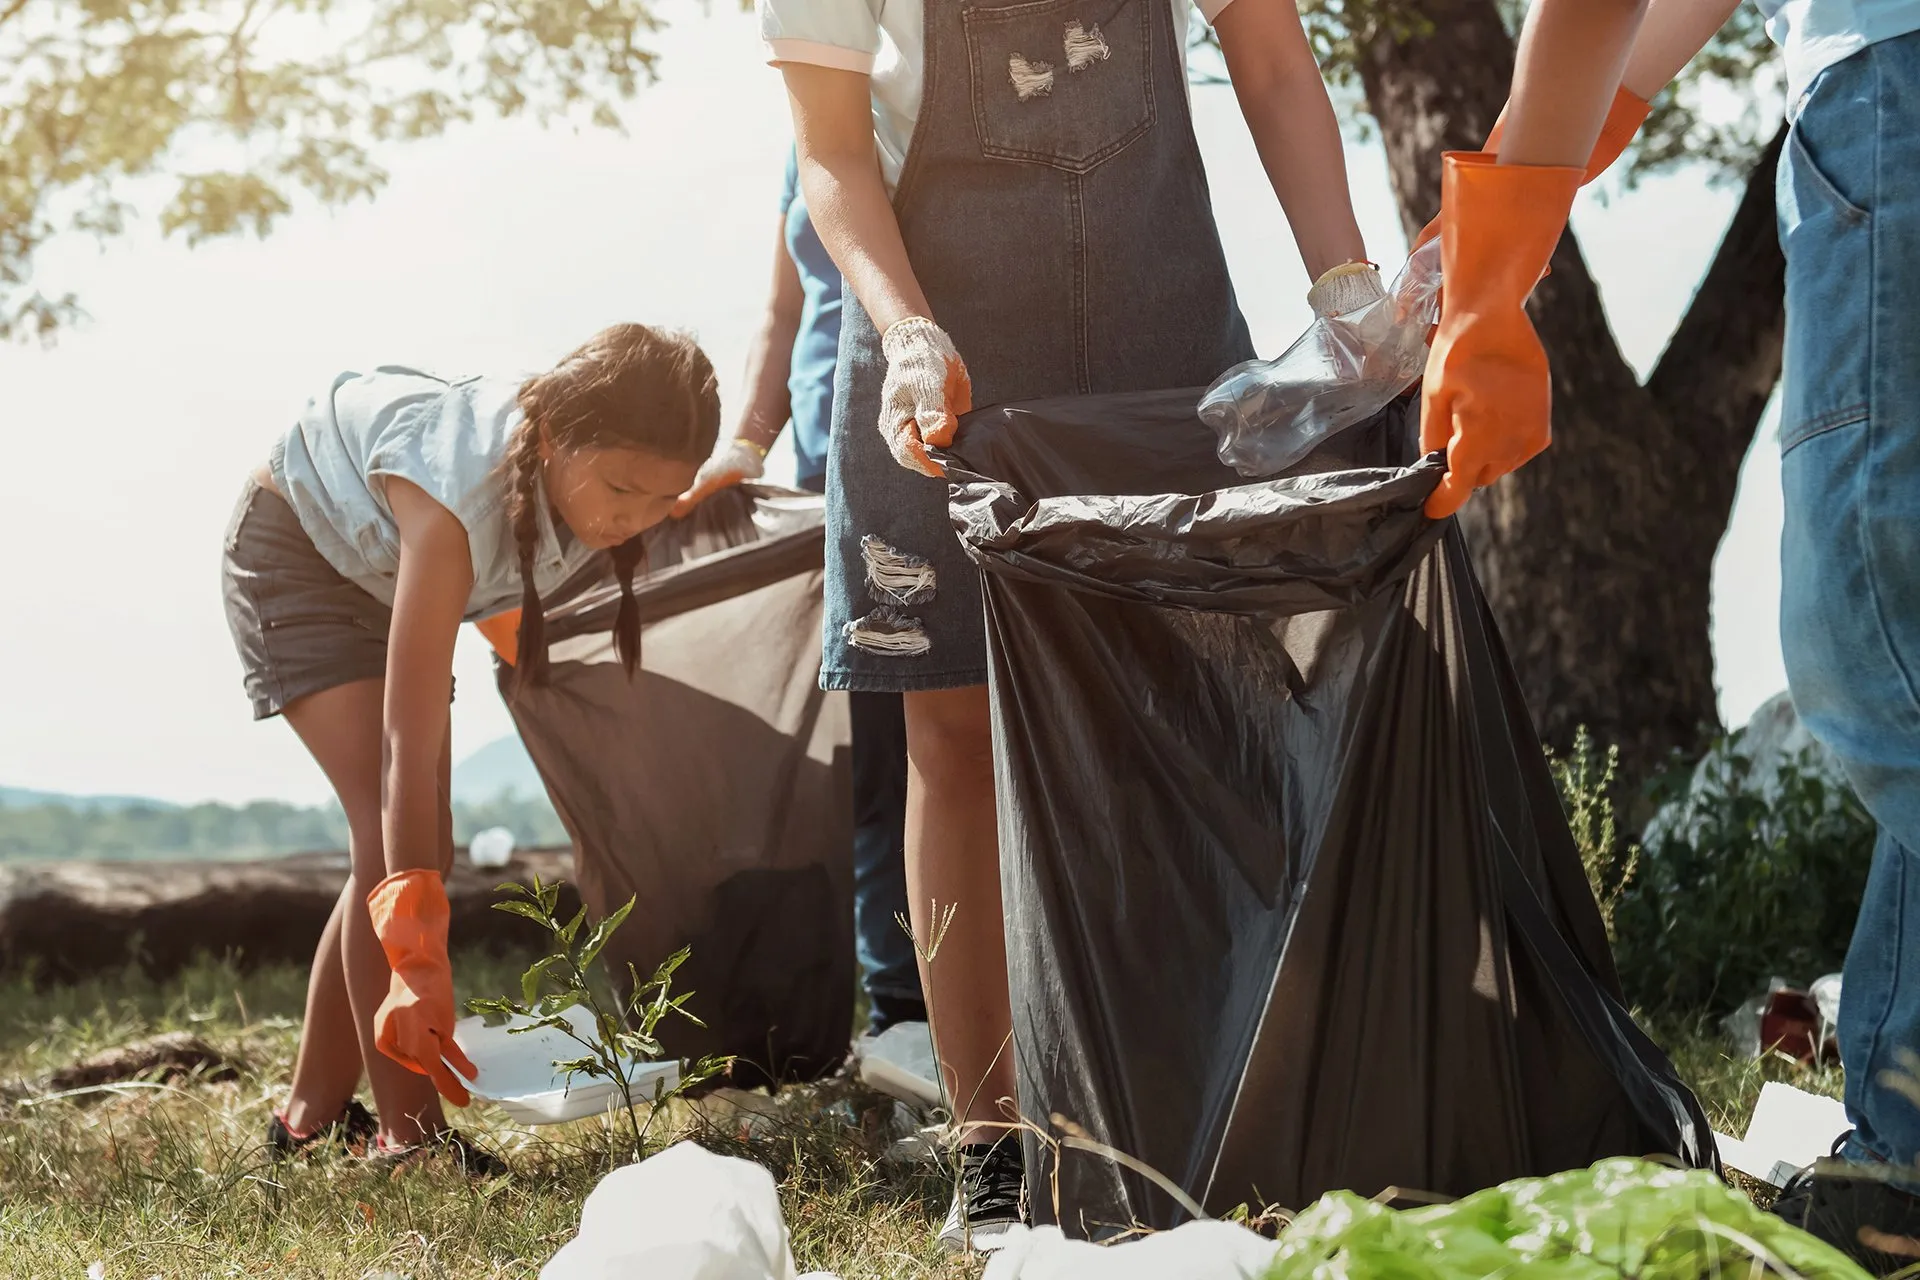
[453,1006,680,1126]
[1712,1081,1851,1187]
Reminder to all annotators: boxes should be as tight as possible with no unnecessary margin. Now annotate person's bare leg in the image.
[279,881,362,1135]
[282,679,447,1147]
[902,684,1016,1144]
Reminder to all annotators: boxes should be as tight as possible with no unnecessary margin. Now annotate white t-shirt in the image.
[1751,0,1920,109]
[760,0,1235,188]
[271,368,594,621]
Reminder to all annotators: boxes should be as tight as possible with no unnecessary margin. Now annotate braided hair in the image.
[502,324,720,692]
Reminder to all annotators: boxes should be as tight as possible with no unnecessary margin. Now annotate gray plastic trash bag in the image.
[496,487,854,1087]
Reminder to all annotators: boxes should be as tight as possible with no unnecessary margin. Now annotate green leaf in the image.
[465,997,520,1020]
[492,899,551,926]
[558,904,589,947]
[553,1055,608,1082]
[520,954,565,1005]
[578,897,634,970]
[648,946,691,987]
[536,990,585,1019]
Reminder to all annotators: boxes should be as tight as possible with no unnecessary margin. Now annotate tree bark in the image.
[1355,0,1786,783]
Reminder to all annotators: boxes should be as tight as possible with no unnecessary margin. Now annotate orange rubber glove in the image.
[1411,86,1650,252]
[1420,153,1583,520]
[368,868,478,1106]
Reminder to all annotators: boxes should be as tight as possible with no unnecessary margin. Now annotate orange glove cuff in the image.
[367,867,451,967]
[1415,85,1651,252]
[1482,85,1650,185]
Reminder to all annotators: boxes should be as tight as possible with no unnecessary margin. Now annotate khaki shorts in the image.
[221,477,453,720]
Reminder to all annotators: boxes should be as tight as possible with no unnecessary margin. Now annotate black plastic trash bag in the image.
[943,391,1715,1235]
[494,487,853,1087]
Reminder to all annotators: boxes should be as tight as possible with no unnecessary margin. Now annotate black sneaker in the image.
[366,1127,509,1179]
[267,1099,378,1160]
[1772,1151,1920,1276]
[938,1138,1026,1254]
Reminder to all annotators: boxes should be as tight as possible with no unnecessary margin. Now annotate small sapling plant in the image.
[468,876,730,1160]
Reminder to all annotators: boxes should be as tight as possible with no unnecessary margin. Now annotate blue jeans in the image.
[1777,30,1920,1176]
[849,690,923,1017]
[798,473,923,1018]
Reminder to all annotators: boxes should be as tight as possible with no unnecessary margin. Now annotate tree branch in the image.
[1645,121,1787,477]
[0,0,30,30]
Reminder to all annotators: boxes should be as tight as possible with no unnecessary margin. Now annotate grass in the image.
[0,955,1845,1280]
[0,952,973,1280]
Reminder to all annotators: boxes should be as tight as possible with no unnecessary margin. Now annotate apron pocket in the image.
[963,0,1155,174]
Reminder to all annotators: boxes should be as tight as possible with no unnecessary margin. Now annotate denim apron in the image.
[822,0,1254,692]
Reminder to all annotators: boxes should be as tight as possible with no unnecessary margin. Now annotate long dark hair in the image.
[502,323,719,692]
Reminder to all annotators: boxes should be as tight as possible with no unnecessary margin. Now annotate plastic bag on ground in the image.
[942,389,1714,1236]
[1199,238,1441,477]
[540,1142,839,1280]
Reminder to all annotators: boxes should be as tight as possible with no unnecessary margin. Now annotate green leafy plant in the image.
[1547,727,1642,941]
[1612,743,1873,1016]
[467,876,729,1160]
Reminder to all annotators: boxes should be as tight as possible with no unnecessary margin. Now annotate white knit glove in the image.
[671,436,766,518]
[878,317,973,477]
[1306,261,1388,319]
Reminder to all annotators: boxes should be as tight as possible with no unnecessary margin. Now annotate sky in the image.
[0,2,1786,806]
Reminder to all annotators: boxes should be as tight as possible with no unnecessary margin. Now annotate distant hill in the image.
[0,746,564,861]
[451,735,546,804]
[0,786,179,812]
[0,734,559,862]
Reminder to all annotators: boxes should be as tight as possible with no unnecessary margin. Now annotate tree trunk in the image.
[1355,0,1786,783]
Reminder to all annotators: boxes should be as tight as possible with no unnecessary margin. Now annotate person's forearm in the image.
[380,730,445,877]
[380,479,471,878]
[783,65,933,331]
[1621,0,1743,99]
[1216,0,1367,280]
[797,148,929,329]
[1499,0,1650,168]
[735,303,800,452]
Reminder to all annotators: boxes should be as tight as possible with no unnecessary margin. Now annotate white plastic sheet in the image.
[540,1142,839,1280]
[983,1222,1280,1280]
[453,1006,679,1126]
[1199,239,1442,477]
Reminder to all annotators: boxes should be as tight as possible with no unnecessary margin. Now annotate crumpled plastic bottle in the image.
[1200,238,1443,477]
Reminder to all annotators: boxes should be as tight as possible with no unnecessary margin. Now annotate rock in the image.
[1642,691,1850,849]
[0,849,577,980]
